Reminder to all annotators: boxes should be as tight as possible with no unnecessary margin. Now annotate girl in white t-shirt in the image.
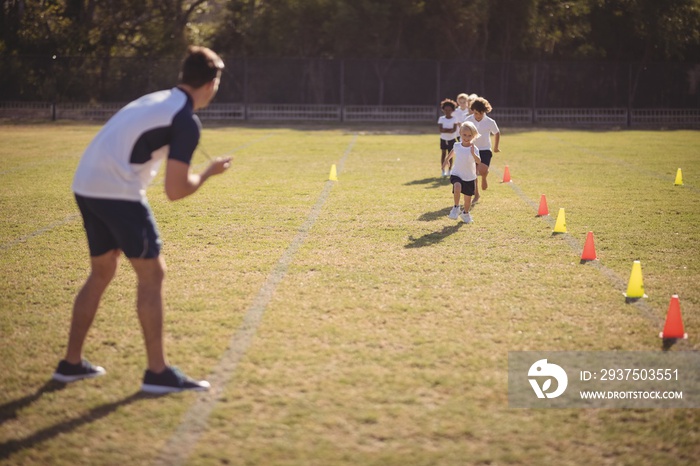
[437,98,459,177]
[442,121,481,224]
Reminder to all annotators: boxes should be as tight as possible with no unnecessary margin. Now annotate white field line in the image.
[0,214,81,251]
[153,135,357,466]
[0,136,273,251]
[0,160,63,176]
[492,165,666,332]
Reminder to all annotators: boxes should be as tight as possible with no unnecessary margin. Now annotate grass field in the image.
[0,123,698,465]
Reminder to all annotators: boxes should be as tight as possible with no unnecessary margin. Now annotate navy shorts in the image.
[450,175,476,196]
[75,194,162,259]
[440,139,456,151]
[479,149,493,167]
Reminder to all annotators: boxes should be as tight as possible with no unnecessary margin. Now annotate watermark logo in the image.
[528,359,568,399]
[509,352,698,408]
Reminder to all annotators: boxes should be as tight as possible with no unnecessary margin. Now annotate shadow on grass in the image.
[404,177,450,189]
[405,223,463,248]
[0,383,158,461]
[0,380,67,425]
[418,207,452,222]
[662,338,680,351]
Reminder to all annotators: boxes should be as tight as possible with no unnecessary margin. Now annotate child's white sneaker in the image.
[460,212,473,224]
[448,206,460,219]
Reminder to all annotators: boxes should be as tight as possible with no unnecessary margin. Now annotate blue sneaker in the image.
[52,359,106,383]
[141,366,210,394]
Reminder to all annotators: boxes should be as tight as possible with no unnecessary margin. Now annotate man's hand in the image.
[165,157,232,201]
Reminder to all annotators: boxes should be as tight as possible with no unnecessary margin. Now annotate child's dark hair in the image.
[470,97,492,113]
[440,98,457,110]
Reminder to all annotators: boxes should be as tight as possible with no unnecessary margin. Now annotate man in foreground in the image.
[52,46,231,394]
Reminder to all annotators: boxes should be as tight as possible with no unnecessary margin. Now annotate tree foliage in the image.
[589,0,700,61]
[0,0,210,57]
[2,0,699,62]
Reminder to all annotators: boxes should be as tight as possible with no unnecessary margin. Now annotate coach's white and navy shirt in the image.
[72,87,199,201]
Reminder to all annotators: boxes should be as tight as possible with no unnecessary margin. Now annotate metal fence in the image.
[2,101,699,128]
[1,55,699,126]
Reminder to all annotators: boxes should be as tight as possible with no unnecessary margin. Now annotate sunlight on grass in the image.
[1,124,698,465]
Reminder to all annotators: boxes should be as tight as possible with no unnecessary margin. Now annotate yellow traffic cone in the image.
[552,208,566,234]
[674,168,683,186]
[623,260,648,300]
[329,164,338,181]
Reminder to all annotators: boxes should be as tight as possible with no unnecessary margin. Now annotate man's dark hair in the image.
[179,46,225,88]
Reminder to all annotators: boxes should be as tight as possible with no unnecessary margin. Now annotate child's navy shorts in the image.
[479,149,493,166]
[440,138,456,151]
[450,175,476,196]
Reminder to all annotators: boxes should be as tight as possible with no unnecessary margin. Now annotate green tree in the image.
[214,0,337,57]
[149,0,211,57]
[330,0,427,103]
[526,0,593,59]
[587,0,700,107]
[487,0,537,60]
[590,0,700,62]
[215,0,431,59]
[419,0,490,61]
[1,0,213,57]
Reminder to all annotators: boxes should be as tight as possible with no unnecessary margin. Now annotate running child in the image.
[466,94,479,117]
[453,93,470,124]
[465,96,500,203]
[438,98,459,177]
[443,121,481,224]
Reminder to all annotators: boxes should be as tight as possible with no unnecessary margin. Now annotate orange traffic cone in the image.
[537,194,549,216]
[659,294,688,339]
[502,165,511,183]
[580,231,597,261]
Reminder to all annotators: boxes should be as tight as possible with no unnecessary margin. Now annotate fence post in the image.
[243,58,249,121]
[436,60,441,118]
[531,62,537,125]
[627,62,632,128]
[51,55,57,121]
[340,59,345,122]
